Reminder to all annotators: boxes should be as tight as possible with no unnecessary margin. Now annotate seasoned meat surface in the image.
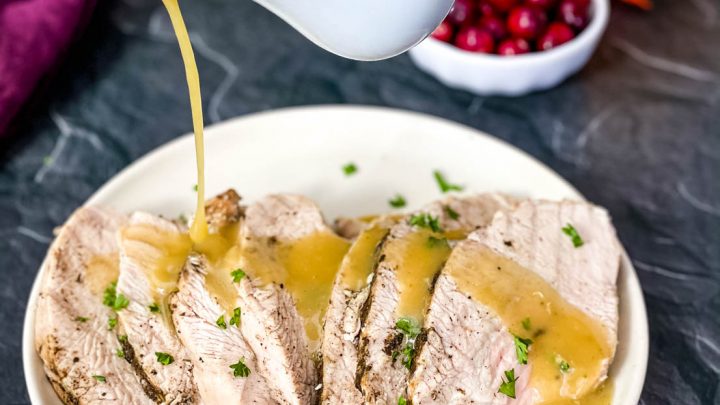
[34,207,159,404]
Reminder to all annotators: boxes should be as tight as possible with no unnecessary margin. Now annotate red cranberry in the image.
[478,15,507,40]
[447,0,475,26]
[524,0,556,10]
[432,20,455,43]
[454,27,495,53]
[487,0,518,12]
[507,6,545,39]
[538,22,575,50]
[558,0,590,30]
[497,38,531,55]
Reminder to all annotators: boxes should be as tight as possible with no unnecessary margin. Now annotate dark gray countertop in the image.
[1,0,718,403]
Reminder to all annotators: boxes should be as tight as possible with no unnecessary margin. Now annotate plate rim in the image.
[22,104,649,404]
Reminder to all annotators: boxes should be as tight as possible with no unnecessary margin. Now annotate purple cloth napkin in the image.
[0,0,96,136]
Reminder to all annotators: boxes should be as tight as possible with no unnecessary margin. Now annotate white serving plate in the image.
[23,105,648,404]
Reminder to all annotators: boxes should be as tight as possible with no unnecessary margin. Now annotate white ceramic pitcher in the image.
[254,0,454,61]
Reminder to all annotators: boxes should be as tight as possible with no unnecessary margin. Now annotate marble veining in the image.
[0,0,718,403]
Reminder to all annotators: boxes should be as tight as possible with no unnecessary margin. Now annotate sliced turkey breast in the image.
[320,217,396,404]
[116,212,199,404]
[34,207,159,404]
[355,194,517,405]
[233,194,349,405]
[169,189,279,404]
[172,254,280,404]
[409,200,621,404]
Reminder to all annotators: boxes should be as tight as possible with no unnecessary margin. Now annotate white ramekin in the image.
[408,0,610,96]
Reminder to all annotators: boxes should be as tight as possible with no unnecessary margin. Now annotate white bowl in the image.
[408,0,610,96]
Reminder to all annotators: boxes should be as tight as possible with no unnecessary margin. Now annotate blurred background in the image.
[1,0,719,403]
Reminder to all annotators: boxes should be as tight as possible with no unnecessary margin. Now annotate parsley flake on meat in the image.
[513,335,533,365]
[498,368,518,398]
[555,354,571,373]
[409,213,442,233]
[230,358,251,377]
[562,223,584,247]
[155,352,174,366]
[231,268,246,283]
[229,307,242,327]
[103,282,129,311]
[395,317,421,370]
[216,315,227,329]
[444,205,460,220]
[396,317,421,338]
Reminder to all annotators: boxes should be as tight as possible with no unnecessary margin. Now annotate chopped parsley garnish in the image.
[231,268,246,283]
[192,184,198,192]
[433,170,463,193]
[118,334,128,344]
[444,205,460,220]
[396,317,421,338]
[107,317,117,330]
[513,335,533,365]
[230,358,251,377]
[521,317,531,331]
[498,368,518,398]
[342,163,358,176]
[113,295,129,310]
[427,236,449,249]
[389,194,407,208]
[116,348,125,358]
[155,352,174,366]
[395,317,421,370]
[103,282,129,311]
[229,307,242,327]
[399,344,415,369]
[75,316,89,323]
[392,344,416,370]
[148,303,160,313]
[397,396,408,405]
[562,223,584,248]
[216,315,227,329]
[92,375,106,383]
[556,354,571,373]
[102,283,117,307]
[408,213,442,233]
